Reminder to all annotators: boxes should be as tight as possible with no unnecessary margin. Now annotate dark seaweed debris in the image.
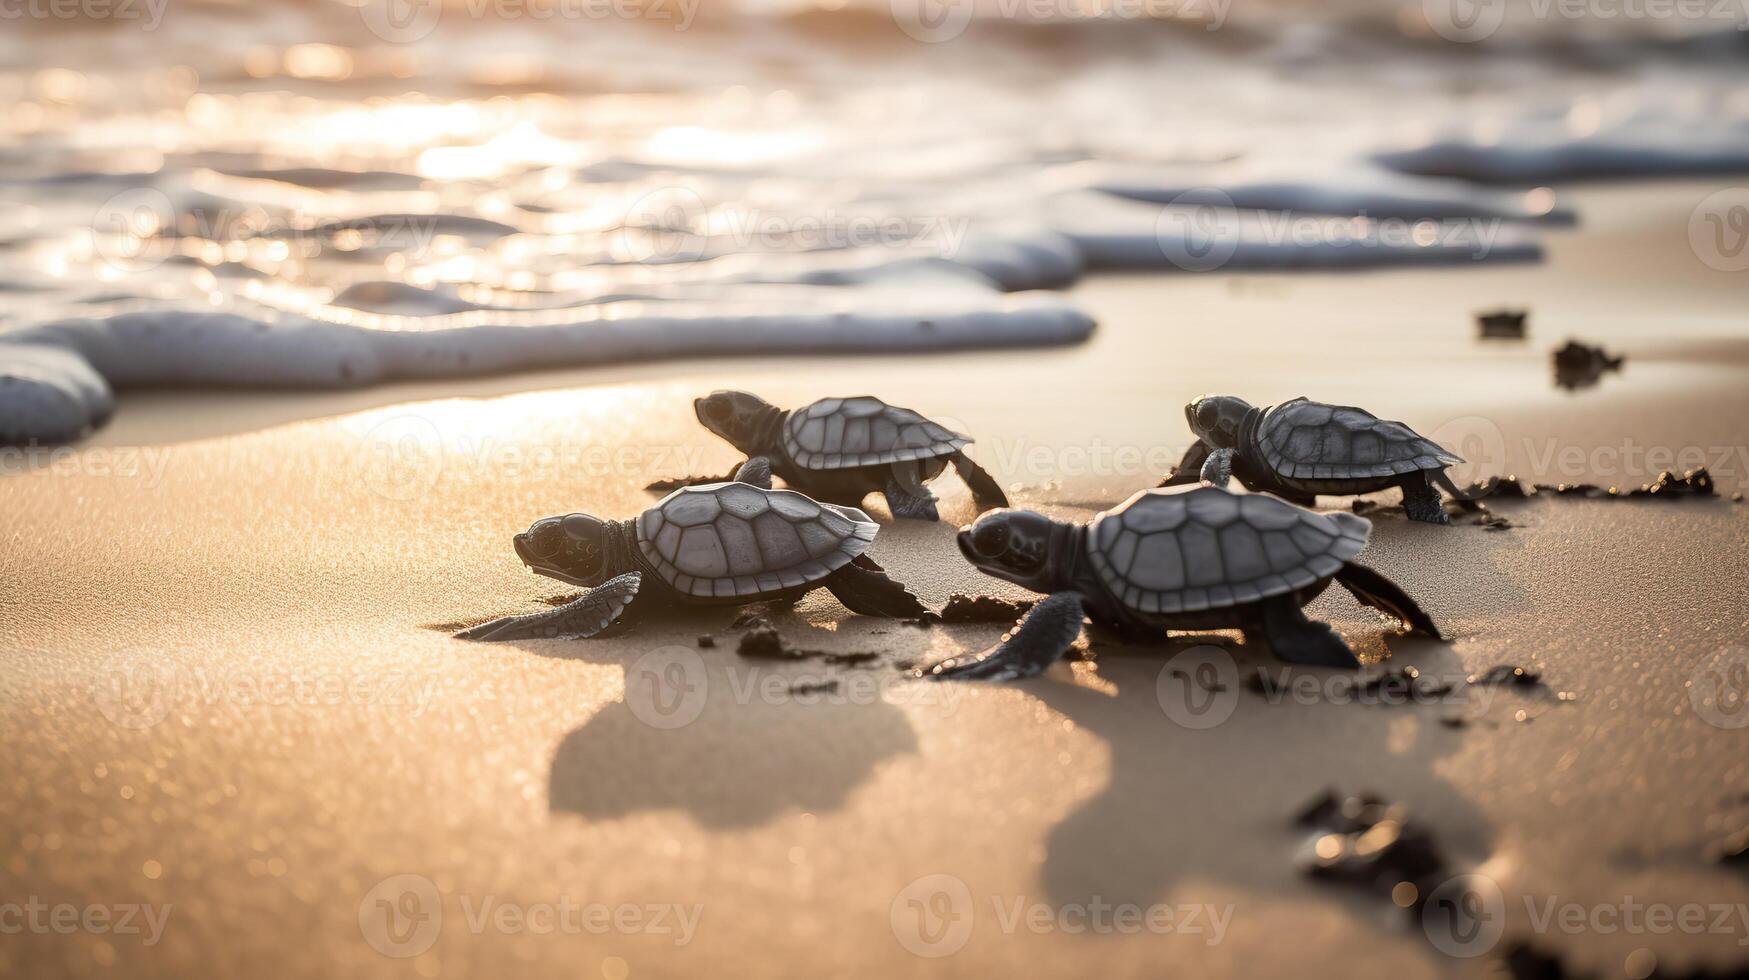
[734,626,882,667]
[1293,790,1451,913]
[936,593,1036,623]
[1464,470,1716,501]
[787,679,840,696]
[1478,309,1528,339]
[697,635,716,648]
[1469,664,1543,688]
[1553,339,1626,390]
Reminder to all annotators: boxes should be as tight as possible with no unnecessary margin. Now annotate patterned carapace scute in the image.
[1257,397,1462,481]
[1086,486,1370,615]
[637,483,877,598]
[782,396,969,470]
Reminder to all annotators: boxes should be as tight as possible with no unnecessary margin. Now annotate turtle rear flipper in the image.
[1256,595,1359,667]
[824,555,928,618]
[732,456,774,490]
[456,572,642,642]
[924,591,1085,681]
[950,451,1009,512]
[1334,562,1440,638]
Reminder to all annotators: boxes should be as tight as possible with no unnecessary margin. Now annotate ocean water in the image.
[1,0,1746,442]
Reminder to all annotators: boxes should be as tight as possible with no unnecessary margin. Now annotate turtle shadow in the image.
[547,647,918,830]
[1020,631,1495,930]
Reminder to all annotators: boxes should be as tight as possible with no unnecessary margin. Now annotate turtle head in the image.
[1186,395,1251,449]
[514,513,610,587]
[694,390,777,453]
[957,509,1069,593]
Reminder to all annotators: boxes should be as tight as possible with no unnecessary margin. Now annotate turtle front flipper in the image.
[1254,595,1358,668]
[644,472,739,494]
[456,572,642,642]
[923,591,1085,681]
[949,451,1009,512]
[883,464,941,521]
[1199,448,1235,488]
[824,554,928,618]
[1157,441,1210,488]
[732,456,774,490]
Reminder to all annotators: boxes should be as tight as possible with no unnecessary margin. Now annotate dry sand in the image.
[3,182,1747,979]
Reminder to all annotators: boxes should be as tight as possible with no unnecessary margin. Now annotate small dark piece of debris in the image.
[1292,790,1451,915]
[1629,468,1714,499]
[1500,942,1569,980]
[905,611,942,628]
[1734,492,1744,503]
[1478,309,1527,339]
[936,593,1036,624]
[1478,514,1513,530]
[787,679,840,696]
[1463,476,1531,500]
[822,651,881,667]
[697,635,716,648]
[1439,715,1468,729]
[737,626,803,660]
[1351,499,1384,516]
[1469,664,1543,688]
[1552,339,1625,390]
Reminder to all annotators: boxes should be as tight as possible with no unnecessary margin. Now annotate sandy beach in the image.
[5,180,1747,979]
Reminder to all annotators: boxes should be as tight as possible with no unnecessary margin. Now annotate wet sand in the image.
[3,182,1748,979]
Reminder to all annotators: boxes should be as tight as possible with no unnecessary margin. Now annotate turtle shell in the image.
[636,483,877,599]
[1086,486,1370,615]
[1256,397,1461,481]
[781,396,969,470]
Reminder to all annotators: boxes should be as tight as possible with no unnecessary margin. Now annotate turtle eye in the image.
[1197,403,1219,430]
[972,521,1009,556]
[705,399,732,420]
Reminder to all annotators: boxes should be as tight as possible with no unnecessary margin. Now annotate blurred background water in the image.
[0,0,1745,442]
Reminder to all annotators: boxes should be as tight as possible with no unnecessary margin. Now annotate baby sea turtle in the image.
[686,390,1008,521]
[457,461,925,641]
[926,485,1439,679]
[1164,396,1467,524]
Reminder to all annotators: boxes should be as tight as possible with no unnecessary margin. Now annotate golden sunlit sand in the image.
[5,183,1748,979]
